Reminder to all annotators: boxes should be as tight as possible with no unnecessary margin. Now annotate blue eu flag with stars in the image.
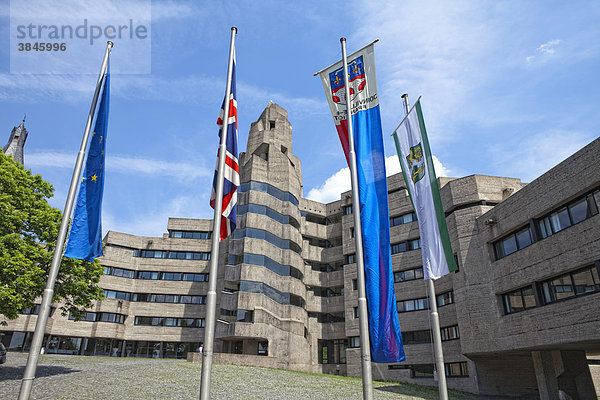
[64,66,110,262]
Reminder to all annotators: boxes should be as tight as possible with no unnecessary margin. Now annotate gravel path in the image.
[1,352,480,399]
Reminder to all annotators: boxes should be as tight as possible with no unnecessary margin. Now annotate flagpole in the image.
[401,93,449,400]
[341,37,374,400]
[18,41,113,400]
[200,26,237,400]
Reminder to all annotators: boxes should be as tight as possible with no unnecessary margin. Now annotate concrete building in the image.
[3,118,28,165]
[2,103,599,398]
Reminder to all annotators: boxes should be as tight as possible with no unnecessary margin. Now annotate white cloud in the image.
[305,166,350,203]
[490,129,591,182]
[26,150,211,182]
[526,39,562,62]
[306,155,450,203]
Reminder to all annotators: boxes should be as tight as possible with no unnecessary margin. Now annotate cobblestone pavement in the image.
[1,352,481,400]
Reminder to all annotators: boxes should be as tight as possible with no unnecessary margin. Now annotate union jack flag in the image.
[210,54,239,241]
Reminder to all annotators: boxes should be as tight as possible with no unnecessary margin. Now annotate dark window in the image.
[102,289,131,301]
[348,337,360,348]
[137,271,159,280]
[343,205,352,215]
[394,267,424,282]
[318,339,346,364]
[445,362,469,377]
[345,254,356,265]
[502,286,537,314]
[493,226,533,259]
[269,120,275,129]
[538,190,598,239]
[392,238,420,254]
[398,297,429,313]
[436,291,454,307]
[390,212,417,227]
[542,264,600,304]
[352,279,358,290]
[402,329,431,344]
[169,230,211,239]
[135,316,204,328]
[139,250,167,259]
[440,325,460,341]
[353,307,359,318]
[236,309,254,323]
[258,341,268,356]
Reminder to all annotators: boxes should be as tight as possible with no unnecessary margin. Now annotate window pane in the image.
[516,228,532,249]
[550,275,574,300]
[504,291,524,313]
[572,268,596,294]
[522,287,536,308]
[538,218,552,239]
[501,235,518,257]
[568,199,588,224]
[550,208,571,233]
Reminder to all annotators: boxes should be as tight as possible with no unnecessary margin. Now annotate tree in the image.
[0,152,104,323]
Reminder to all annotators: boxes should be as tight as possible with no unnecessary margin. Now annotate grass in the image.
[1,352,481,399]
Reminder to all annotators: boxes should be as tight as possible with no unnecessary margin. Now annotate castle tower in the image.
[3,118,28,165]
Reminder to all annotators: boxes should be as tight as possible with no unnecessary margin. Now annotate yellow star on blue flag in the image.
[64,63,110,262]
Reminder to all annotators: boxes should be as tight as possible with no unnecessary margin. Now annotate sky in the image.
[1,0,599,237]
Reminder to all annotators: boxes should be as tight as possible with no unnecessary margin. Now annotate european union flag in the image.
[64,66,110,262]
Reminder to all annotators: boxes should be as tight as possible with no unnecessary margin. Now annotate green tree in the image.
[0,152,104,324]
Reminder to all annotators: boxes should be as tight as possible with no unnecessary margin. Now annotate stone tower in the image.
[3,118,28,165]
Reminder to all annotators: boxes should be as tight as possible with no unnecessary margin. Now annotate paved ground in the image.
[1,352,481,400]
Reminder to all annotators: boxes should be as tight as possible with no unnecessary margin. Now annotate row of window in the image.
[307,285,344,297]
[307,260,344,272]
[390,211,417,227]
[239,280,306,308]
[229,253,304,281]
[308,312,345,323]
[394,266,424,282]
[303,235,340,249]
[239,181,299,206]
[103,266,209,282]
[102,289,207,305]
[134,316,206,328]
[502,263,600,314]
[301,211,341,226]
[400,325,460,344]
[233,228,302,254]
[391,238,421,254]
[493,188,599,260]
[397,291,454,313]
[68,312,126,324]
[388,362,469,378]
[239,203,300,229]
[136,250,211,260]
[169,230,212,239]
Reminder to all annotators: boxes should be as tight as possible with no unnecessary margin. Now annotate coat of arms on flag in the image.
[406,143,425,183]
[329,55,366,105]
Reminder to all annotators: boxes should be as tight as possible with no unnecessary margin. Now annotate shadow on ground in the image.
[0,365,79,381]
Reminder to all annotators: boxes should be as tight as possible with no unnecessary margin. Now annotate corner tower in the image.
[217,101,310,369]
[3,118,28,165]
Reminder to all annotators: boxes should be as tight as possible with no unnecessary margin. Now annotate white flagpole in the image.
[401,93,449,400]
[199,26,237,400]
[340,37,374,400]
[18,41,113,400]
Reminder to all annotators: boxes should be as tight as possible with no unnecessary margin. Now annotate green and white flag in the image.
[392,98,457,280]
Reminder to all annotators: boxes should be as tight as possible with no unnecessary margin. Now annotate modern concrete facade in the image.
[2,103,599,398]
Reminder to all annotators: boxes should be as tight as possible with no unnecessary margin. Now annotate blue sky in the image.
[1,0,599,237]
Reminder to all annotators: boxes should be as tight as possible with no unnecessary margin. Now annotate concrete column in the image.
[558,350,597,400]
[121,340,127,357]
[532,351,560,400]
